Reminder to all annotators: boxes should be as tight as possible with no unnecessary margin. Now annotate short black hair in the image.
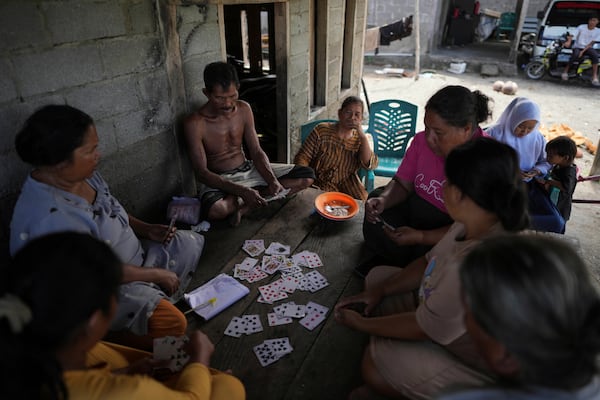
[15,105,93,167]
[546,136,577,163]
[203,61,240,93]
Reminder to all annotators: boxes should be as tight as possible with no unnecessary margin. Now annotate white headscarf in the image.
[489,97,541,136]
[486,97,550,175]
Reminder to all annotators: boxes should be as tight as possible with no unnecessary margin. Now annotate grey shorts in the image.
[198,160,314,218]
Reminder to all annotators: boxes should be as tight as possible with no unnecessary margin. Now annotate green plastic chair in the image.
[496,12,516,40]
[365,99,418,191]
[299,119,374,190]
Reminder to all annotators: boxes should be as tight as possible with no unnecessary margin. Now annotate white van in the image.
[534,0,600,56]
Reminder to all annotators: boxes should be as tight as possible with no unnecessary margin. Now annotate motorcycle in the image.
[525,33,596,85]
[517,32,536,67]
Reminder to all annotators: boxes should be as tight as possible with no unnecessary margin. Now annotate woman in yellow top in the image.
[294,96,378,201]
[0,232,244,400]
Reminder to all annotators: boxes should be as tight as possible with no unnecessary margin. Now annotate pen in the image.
[184,297,217,315]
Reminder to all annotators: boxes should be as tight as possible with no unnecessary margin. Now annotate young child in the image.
[537,135,578,222]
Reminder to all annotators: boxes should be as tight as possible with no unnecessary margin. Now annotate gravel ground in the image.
[362,65,600,283]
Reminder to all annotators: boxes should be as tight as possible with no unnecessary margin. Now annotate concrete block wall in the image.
[0,0,206,260]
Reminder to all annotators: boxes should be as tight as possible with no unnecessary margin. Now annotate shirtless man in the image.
[184,62,315,225]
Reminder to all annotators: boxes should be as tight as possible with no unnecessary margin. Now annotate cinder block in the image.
[0,59,17,103]
[0,1,48,50]
[129,1,156,35]
[481,63,499,76]
[14,46,103,97]
[101,37,162,77]
[43,2,126,44]
[65,76,140,120]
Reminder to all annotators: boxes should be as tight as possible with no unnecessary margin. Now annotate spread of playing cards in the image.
[223,240,330,367]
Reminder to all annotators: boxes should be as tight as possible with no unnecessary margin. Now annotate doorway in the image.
[223,3,288,162]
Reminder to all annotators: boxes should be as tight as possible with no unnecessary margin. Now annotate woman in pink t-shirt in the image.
[357,86,492,277]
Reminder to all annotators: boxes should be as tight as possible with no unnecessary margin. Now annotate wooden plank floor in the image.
[181,188,370,400]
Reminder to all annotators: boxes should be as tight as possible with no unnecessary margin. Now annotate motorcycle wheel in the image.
[525,61,545,80]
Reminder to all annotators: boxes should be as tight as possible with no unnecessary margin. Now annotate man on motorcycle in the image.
[561,14,600,86]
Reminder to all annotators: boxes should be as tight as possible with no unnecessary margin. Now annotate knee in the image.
[207,198,235,220]
[300,177,314,188]
[148,299,187,337]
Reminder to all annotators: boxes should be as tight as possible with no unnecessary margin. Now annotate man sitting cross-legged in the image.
[184,61,315,225]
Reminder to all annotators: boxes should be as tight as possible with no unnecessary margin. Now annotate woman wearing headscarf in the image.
[487,97,563,233]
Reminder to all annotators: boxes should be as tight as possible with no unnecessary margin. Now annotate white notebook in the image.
[184,273,250,320]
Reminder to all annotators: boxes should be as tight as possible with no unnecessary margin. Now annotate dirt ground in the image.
[361,65,600,284]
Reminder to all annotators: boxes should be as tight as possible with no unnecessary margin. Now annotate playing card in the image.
[253,342,279,367]
[282,304,306,318]
[265,242,291,255]
[261,255,283,274]
[253,336,294,367]
[240,314,264,334]
[297,276,311,291]
[258,280,289,303]
[305,270,329,292]
[299,302,329,331]
[263,337,293,357]
[224,316,246,337]
[305,301,329,315]
[292,250,311,267]
[233,264,252,280]
[302,251,323,268]
[267,312,293,326]
[239,257,258,271]
[153,335,190,372]
[279,265,302,276]
[245,268,269,283]
[279,275,300,293]
[263,188,290,203]
[243,239,265,257]
[273,301,296,318]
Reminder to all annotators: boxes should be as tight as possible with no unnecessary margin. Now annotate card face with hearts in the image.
[299,301,329,331]
[299,309,328,331]
[279,275,300,293]
[302,251,323,268]
[243,239,265,257]
[239,257,258,271]
[261,255,283,274]
[153,335,190,372]
[245,268,269,283]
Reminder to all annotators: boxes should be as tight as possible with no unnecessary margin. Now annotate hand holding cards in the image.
[153,335,190,372]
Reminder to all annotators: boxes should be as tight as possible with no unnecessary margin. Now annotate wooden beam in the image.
[156,0,196,194]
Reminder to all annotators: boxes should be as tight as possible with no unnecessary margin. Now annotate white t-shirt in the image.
[573,24,600,49]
